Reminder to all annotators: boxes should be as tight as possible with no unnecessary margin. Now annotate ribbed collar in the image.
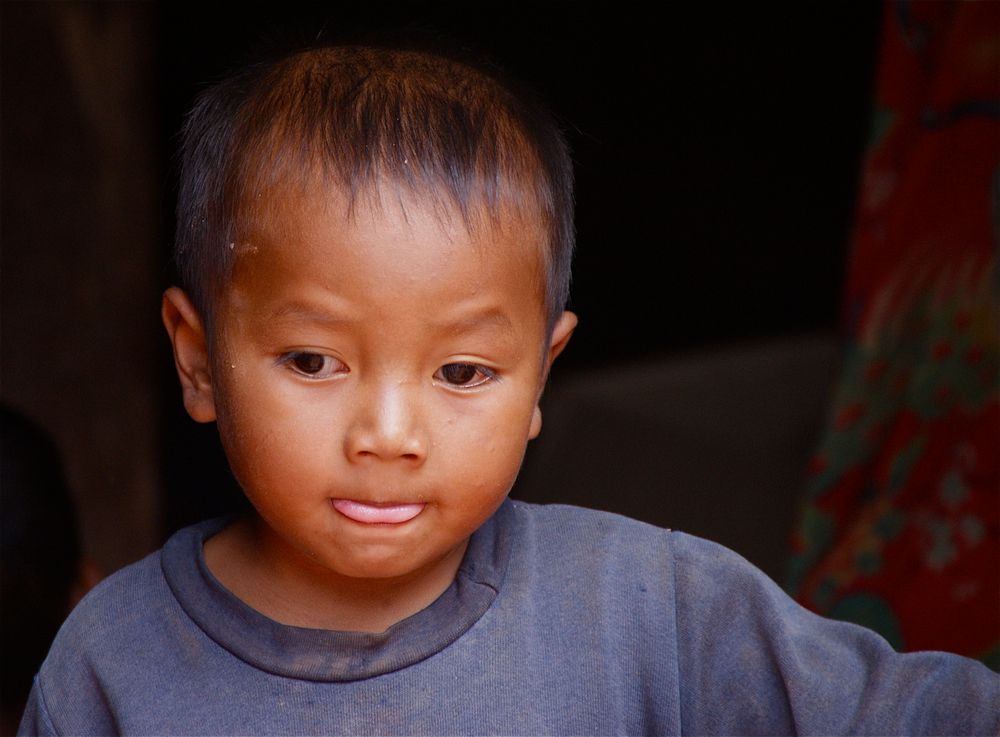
[161,500,513,682]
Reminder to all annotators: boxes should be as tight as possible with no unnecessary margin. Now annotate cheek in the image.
[447,408,532,490]
[214,381,313,486]
[444,397,532,453]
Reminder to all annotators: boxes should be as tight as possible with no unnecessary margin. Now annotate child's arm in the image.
[668,531,999,735]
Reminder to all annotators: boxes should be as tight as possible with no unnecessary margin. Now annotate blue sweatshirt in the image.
[18,500,999,735]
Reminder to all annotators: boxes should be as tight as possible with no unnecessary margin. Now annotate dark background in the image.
[2,1,883,571]
[155,2,881,364]
[154,2,882,534]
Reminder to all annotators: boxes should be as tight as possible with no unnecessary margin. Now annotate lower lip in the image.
[331,499,426,525]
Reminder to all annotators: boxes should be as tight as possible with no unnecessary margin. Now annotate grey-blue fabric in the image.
[18,500,999,735]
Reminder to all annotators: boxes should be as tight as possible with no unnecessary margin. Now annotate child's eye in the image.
[434,363,497,389]
[279,352,346,380]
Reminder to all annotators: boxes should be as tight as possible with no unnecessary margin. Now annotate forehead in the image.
[236,180,547,287]
[220,182,549,325]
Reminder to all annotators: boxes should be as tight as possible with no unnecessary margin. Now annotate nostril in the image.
[347,441,425,463]
[344,411,427,462]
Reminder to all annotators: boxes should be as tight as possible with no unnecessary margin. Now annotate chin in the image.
[325,546,429,579]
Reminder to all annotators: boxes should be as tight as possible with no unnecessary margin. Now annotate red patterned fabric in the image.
[786,0,1000,668]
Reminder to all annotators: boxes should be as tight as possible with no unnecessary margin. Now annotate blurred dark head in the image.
[0,405,81,720]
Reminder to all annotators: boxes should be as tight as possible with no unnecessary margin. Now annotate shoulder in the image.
[55,548,170,649]
[43,518,224,665]
[504,500,710,618]
[31,521,217,735]
[26,549,169,735]
[509,499,669,546]
[507,499,743,577]
[504,500,801,642]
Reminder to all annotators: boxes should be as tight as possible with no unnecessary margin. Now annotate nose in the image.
[344,379,427,465]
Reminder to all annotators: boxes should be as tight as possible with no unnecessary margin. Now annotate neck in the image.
[203,514,468,633]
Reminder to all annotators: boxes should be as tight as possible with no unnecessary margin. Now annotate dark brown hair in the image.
[175,43,574,331]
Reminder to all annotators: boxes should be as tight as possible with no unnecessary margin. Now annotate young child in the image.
[19,43,998,736]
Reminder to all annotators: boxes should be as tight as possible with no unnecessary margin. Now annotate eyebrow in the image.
[264,302,358,327]
[434,308,515,337]
[264,301,515,336]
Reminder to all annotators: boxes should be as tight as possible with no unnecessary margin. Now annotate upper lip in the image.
[331,497,424,506]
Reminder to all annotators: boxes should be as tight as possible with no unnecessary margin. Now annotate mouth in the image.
[331,498,426,525]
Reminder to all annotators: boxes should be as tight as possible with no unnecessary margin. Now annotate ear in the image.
[545,310,577,368]
[161,287,217,423]
[529,310,578,439]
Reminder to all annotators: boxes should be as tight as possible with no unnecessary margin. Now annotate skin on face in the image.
[162,187,575,632]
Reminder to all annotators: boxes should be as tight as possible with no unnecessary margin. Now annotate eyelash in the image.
[278,352,347,380]
[434,363,499,390]
[278,353,498,389]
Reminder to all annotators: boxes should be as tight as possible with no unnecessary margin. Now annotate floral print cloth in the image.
[786,0,1000,668]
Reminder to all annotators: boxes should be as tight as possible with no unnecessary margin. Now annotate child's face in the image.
[168,188,574,589]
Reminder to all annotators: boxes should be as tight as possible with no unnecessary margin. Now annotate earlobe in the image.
[529,405,542,439]
[529,311,577,441]
[161,287,217,423]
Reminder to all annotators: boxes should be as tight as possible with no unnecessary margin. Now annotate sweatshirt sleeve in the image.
[668,532,1000,736]
[17,678,59,737]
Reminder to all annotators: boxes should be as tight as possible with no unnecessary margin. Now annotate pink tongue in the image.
[332,499,425,524]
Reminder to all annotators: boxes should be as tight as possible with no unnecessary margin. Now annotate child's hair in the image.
[175,41,574,333]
